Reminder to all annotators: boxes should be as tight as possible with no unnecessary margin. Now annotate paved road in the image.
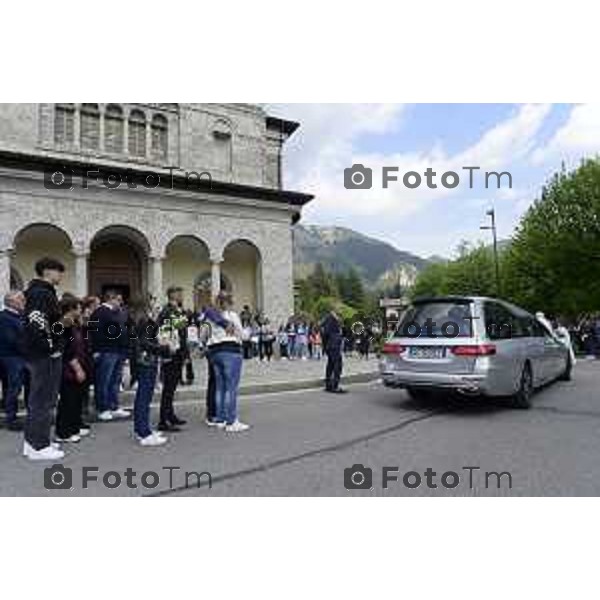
[2,361,600,496]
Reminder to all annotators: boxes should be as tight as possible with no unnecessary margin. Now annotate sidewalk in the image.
[125,355,381,400]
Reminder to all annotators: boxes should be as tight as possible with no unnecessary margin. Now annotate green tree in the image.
[444,243,497,297]
[309,263,338,299]
[337,268,366,309]
[504,158,600,316]
[411,262,449,298]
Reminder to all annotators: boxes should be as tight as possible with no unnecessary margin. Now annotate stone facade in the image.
[0,103,312,325]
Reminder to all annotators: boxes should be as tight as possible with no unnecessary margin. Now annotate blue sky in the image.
[268,104,599,258]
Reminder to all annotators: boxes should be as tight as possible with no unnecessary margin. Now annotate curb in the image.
[124,370,381,401]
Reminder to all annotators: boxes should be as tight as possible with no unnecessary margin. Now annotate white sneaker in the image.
[112,408,131,419]
[23,441,61,456]
[139,433,167,447]
[151,430,167,440]
[55,434,81,443]
[26,445,65,461]
[79,427,91,437]
[225,421,250,433]
[205,419,224,427]
[97,411,114,422]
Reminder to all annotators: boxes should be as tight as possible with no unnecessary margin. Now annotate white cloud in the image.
[531,103,600,165]
[271,103,552,223]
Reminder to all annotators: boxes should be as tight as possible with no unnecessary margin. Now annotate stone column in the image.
[211,257,222,301]
[148,256,164,305]
[73,250,89,298]
[255,258,264,313]
[74,104,81,150]
[0,249,11,304]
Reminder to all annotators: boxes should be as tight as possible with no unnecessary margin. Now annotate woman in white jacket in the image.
[205,292,249,433]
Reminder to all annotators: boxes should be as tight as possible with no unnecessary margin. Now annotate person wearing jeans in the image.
[206,292,249,433]
[89,290,130,421]
[129,299,171,447]
[212,349,243,425]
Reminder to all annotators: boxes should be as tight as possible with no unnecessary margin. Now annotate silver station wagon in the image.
[379,296,572,408]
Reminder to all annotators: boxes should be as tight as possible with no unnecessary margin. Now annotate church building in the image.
[0,104,312,323]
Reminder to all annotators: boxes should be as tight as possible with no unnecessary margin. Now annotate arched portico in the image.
[88,225,151,302]
[221,239,263,314]
[12,223,75,293]
[163,235,211,309]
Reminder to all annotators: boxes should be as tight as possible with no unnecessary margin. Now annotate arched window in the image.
[128,109,147,158]
[151,114,168,160]
[104,104,124,154]
[80,103,100,150]
[54,103,75,145]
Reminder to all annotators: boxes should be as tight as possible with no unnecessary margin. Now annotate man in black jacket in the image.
[22,257,66,460]
[157,286,188,431]
[0,290,26,430]
[321,310,347,394]
[89,290,130,421]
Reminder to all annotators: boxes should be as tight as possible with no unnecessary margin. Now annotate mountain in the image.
[293,225,429,290]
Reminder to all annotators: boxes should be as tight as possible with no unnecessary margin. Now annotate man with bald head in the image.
[0,290,26,430]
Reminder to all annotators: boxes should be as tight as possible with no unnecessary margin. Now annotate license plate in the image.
[409,347,445,359]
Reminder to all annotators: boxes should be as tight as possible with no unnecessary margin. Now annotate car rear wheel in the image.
[512,363,533,409]
[559,356,572,381]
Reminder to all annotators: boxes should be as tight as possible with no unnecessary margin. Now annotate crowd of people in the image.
[0,256,354,461]
[237,307,374,362]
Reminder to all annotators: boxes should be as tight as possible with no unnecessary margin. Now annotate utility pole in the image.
[481,208,501,297]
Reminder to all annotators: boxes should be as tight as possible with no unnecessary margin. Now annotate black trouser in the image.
[56,381,87,439]
[206,356,217,421]
[259,339,273,361]
[25,356,62,451]
[325,349,343,391]
[160,355,183,424]
[182,357,195,384]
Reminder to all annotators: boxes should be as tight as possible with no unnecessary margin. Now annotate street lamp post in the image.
[481,208,501,296]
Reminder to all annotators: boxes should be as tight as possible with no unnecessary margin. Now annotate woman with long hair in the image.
[56,296,93,443]
[129,297,172,447]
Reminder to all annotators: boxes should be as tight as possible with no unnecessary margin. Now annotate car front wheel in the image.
[559,356,572,382]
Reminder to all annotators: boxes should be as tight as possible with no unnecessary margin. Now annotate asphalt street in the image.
[1,361,600,496]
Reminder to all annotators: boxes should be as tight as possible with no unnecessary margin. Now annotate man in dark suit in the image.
[0,290,27,430]
[321,310,347,394]
[157,286,188,431]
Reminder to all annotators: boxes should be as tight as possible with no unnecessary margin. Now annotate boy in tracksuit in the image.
[22,258,66,461]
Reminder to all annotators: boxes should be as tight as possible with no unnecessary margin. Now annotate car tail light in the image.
[452,344,496,356]
[382,343,405,355]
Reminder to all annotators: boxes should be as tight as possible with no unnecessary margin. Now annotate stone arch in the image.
[221,238,263,313]
[89,224,152,302]
[12,223,75,292]
[163,234,211,309]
